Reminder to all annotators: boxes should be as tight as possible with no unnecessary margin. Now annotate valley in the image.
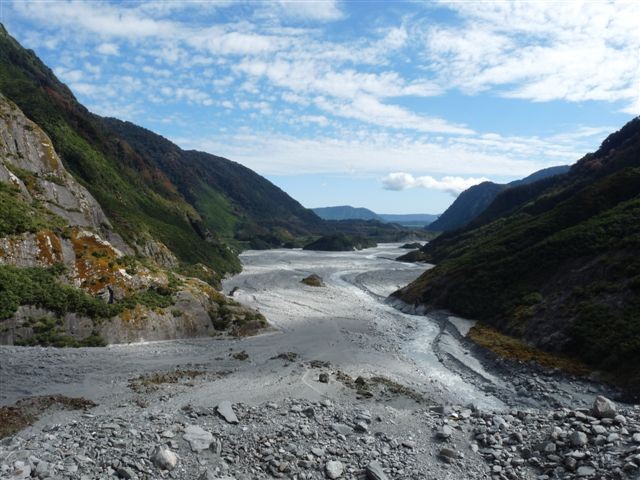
[2,245,636,479]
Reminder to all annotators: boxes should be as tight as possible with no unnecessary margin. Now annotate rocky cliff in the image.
[0,94,265,346]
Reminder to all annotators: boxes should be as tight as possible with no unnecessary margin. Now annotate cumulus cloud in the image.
[96,42,119,56]
[382,173,489,195]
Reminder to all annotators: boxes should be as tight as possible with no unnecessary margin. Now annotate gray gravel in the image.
[1,245,637,479]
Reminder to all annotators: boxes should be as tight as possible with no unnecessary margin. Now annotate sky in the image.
[1,0,639,214]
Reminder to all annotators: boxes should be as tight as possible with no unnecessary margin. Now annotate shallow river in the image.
[0,244,505,410]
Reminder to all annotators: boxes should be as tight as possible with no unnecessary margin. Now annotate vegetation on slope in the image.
[0,182,65,235]
[303,234,377,251]
[394,118,640,396]
[427,165,569,232]
[0,25,325,277]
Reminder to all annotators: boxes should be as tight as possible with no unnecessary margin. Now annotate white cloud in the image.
[96,42,119,56]
[423,0,640,111]
[272,0,345,22]
[173,128,579,178]
[12,0,179,39]
[315,95,472,134]
[382,173,489,195]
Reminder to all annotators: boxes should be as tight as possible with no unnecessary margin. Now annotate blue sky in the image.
[2,0,638,213]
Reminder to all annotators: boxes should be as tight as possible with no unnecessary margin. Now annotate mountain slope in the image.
[394,119,640,395]
[313,206,382,221]
[427,165,569,232]
[0,24,321,276]
[0,94,265,345]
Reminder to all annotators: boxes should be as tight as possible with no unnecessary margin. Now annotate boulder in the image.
[325,460,343,479]
[152,446,178,470]
[592,396,616,418]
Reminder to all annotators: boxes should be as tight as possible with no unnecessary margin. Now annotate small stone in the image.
[183,425,214,452]
[437,425,453,439]
[633,432,640,443]
[576,466,595,476]
[564,457,577,471]
[569,431,588,447]
[331,423,353,436]
[325,460,344,479]
[439,447,458,459]
[152,447,178,471]
[354,421,368,433]
[34,461,50,479]
[365,461,388,480]
[217,401,239,424]
[115,466,134,479]
[592,396,616,419]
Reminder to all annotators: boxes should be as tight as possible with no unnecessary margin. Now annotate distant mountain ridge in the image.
[427,165,570,232]
[313,206,439,226]
[313,206,380,221]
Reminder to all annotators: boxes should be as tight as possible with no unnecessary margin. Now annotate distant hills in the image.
[394,118,640,397]
[313,206,439,227]
[427,165,570,232]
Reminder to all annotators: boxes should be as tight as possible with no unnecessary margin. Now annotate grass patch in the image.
[335,370,428,403]
[15,315,106,347]
[0,395,96,439]
[0,182,65,235]
[301,274,324,287]
[128,368,207,394]
[0,264,118,320]
[468,323,589,375]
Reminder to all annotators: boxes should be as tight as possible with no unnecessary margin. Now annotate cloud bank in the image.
[382,173,489,195]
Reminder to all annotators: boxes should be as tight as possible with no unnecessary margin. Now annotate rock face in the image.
[0,95,267,347]
[0,93,128,250]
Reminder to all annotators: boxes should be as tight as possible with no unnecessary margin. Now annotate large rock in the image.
[217,401,239,424]
[592,396,616,418]
[325,461,344,479]
[365,461,388,480]
[570,431,588,447]
[152,446,178,470]
[183,425,214,452]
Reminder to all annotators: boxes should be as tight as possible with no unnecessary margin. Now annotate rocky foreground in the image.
[1,374,639,480]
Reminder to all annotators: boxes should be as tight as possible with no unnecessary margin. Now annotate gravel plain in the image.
[1,244,638,480]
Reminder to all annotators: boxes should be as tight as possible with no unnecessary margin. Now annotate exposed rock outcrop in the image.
[0,94,267,346]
